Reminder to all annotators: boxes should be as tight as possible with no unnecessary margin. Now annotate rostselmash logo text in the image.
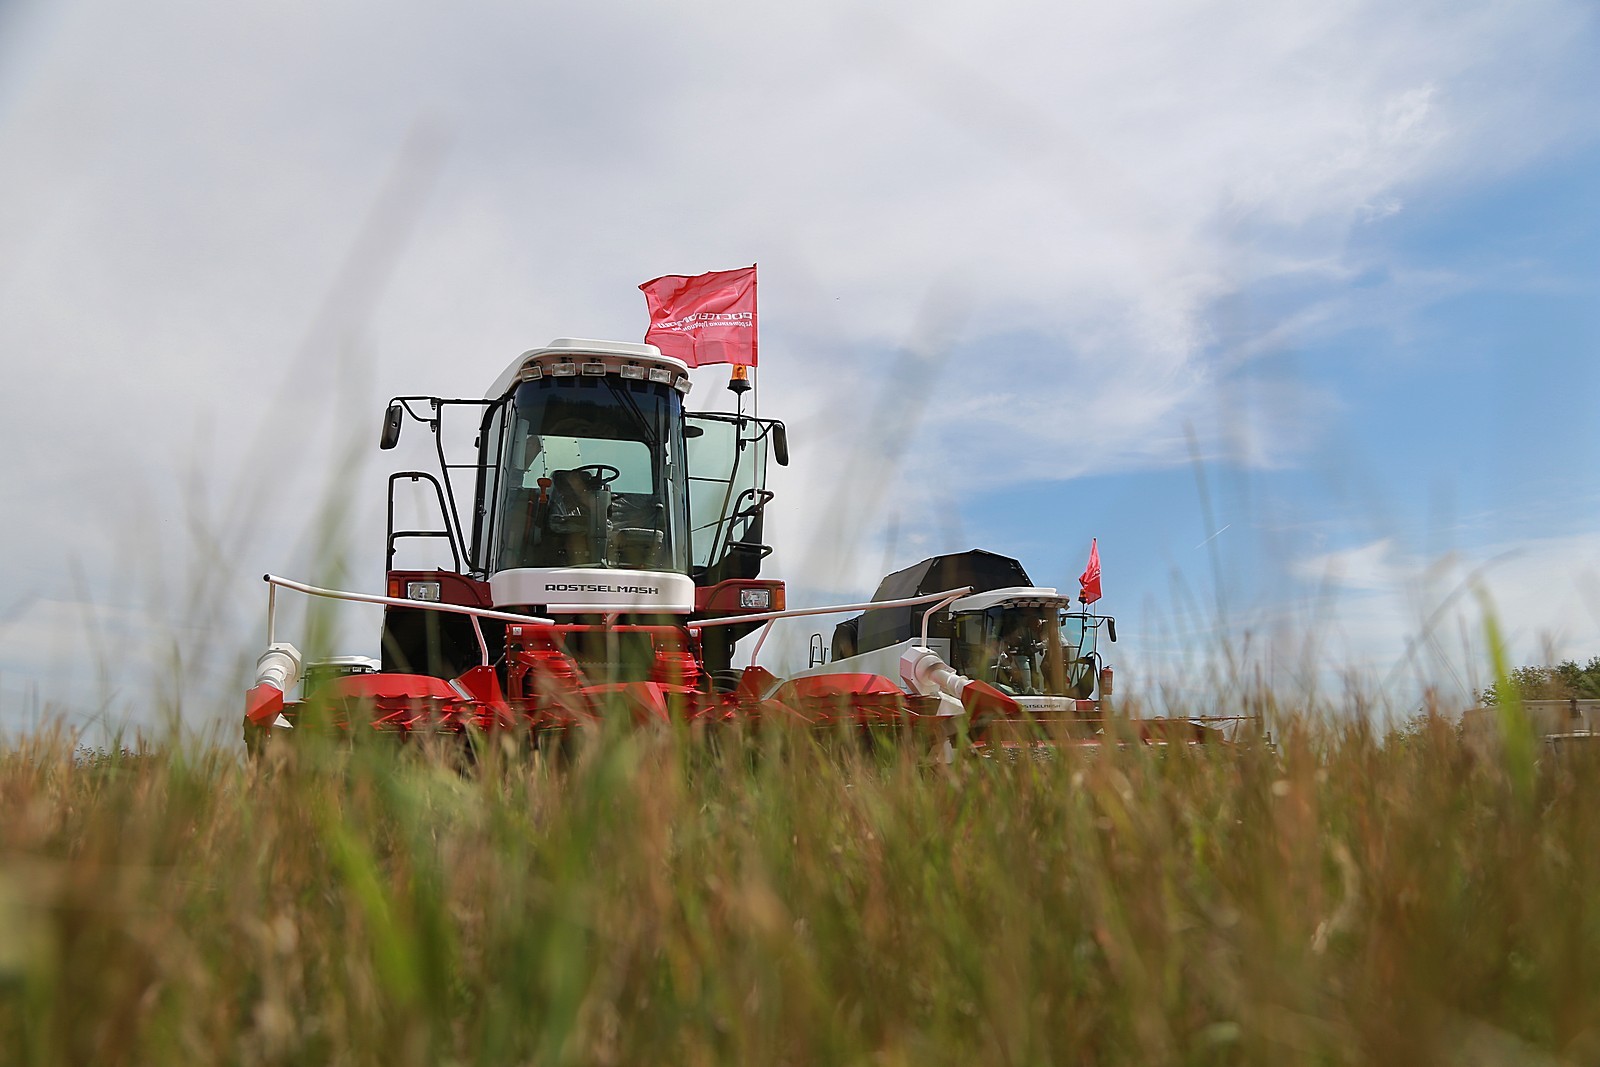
[653,311,753,333]
[544,583,660,595]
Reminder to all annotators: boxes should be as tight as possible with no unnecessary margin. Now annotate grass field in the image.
[2,709,1597,1066]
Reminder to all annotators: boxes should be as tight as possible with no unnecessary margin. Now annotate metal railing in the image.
[263,574,554,668]
[688,586,973,667]
[265,573,974,672]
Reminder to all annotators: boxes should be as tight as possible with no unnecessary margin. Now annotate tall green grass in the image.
[3,715,1598,1065]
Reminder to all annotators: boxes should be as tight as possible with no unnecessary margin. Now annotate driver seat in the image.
[547,469,612,564]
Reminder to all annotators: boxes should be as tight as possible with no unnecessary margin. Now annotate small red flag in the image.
[1078,539,1102,605]
[639,265,758,368]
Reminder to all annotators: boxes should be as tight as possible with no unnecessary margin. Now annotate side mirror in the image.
[380,402,404,449]
[770,422,789,466]
[1106,618,1117,643]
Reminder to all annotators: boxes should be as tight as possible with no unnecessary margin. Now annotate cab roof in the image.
[487,338,692,399]
[949,587,1076,613]
[857,549,1034,653]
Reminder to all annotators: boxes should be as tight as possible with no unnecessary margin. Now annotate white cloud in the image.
[1158,531,1600,713]
[1292,537,1402,593]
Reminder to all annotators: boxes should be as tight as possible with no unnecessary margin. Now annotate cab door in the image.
[684,414,783,584]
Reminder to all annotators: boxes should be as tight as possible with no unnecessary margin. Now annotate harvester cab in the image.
[371,338,788,691]
[940,589,1116,708]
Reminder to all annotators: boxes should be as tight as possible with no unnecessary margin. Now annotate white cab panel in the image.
[490,567,695,615]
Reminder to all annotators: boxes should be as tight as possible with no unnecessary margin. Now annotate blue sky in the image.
[944,135,1600,704]
[766,127,1600,707]
[0,0,1596,732]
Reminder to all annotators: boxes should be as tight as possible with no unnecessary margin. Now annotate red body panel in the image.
[694,579,786,615]
[385,570,493,607]
[245,683,284,725]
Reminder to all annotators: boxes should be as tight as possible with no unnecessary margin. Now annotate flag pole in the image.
[751,261,759,421]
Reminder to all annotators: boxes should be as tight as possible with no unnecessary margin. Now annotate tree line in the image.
[1480,656,1600,705]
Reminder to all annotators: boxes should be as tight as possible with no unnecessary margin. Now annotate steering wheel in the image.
[572,463,621,487]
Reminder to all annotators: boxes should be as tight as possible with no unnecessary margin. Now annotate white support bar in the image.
[921,588,972,646]
[686,586,974,631]
[264,574,555,628]
[264,575,972,674]
[748,620,778,667]
[685,586,974,670]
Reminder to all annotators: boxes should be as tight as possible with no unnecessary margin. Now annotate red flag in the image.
[1078,539,1102,605]
[638,265,758,368]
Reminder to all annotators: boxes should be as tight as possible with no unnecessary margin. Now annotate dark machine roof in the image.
[855,549,1034,655]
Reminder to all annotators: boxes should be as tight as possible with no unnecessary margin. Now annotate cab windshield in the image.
[492,375,689,573]
[954,607,1103,698]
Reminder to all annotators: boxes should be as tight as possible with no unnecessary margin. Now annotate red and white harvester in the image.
[798,549,1123,751]
[244,338,1019,755]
